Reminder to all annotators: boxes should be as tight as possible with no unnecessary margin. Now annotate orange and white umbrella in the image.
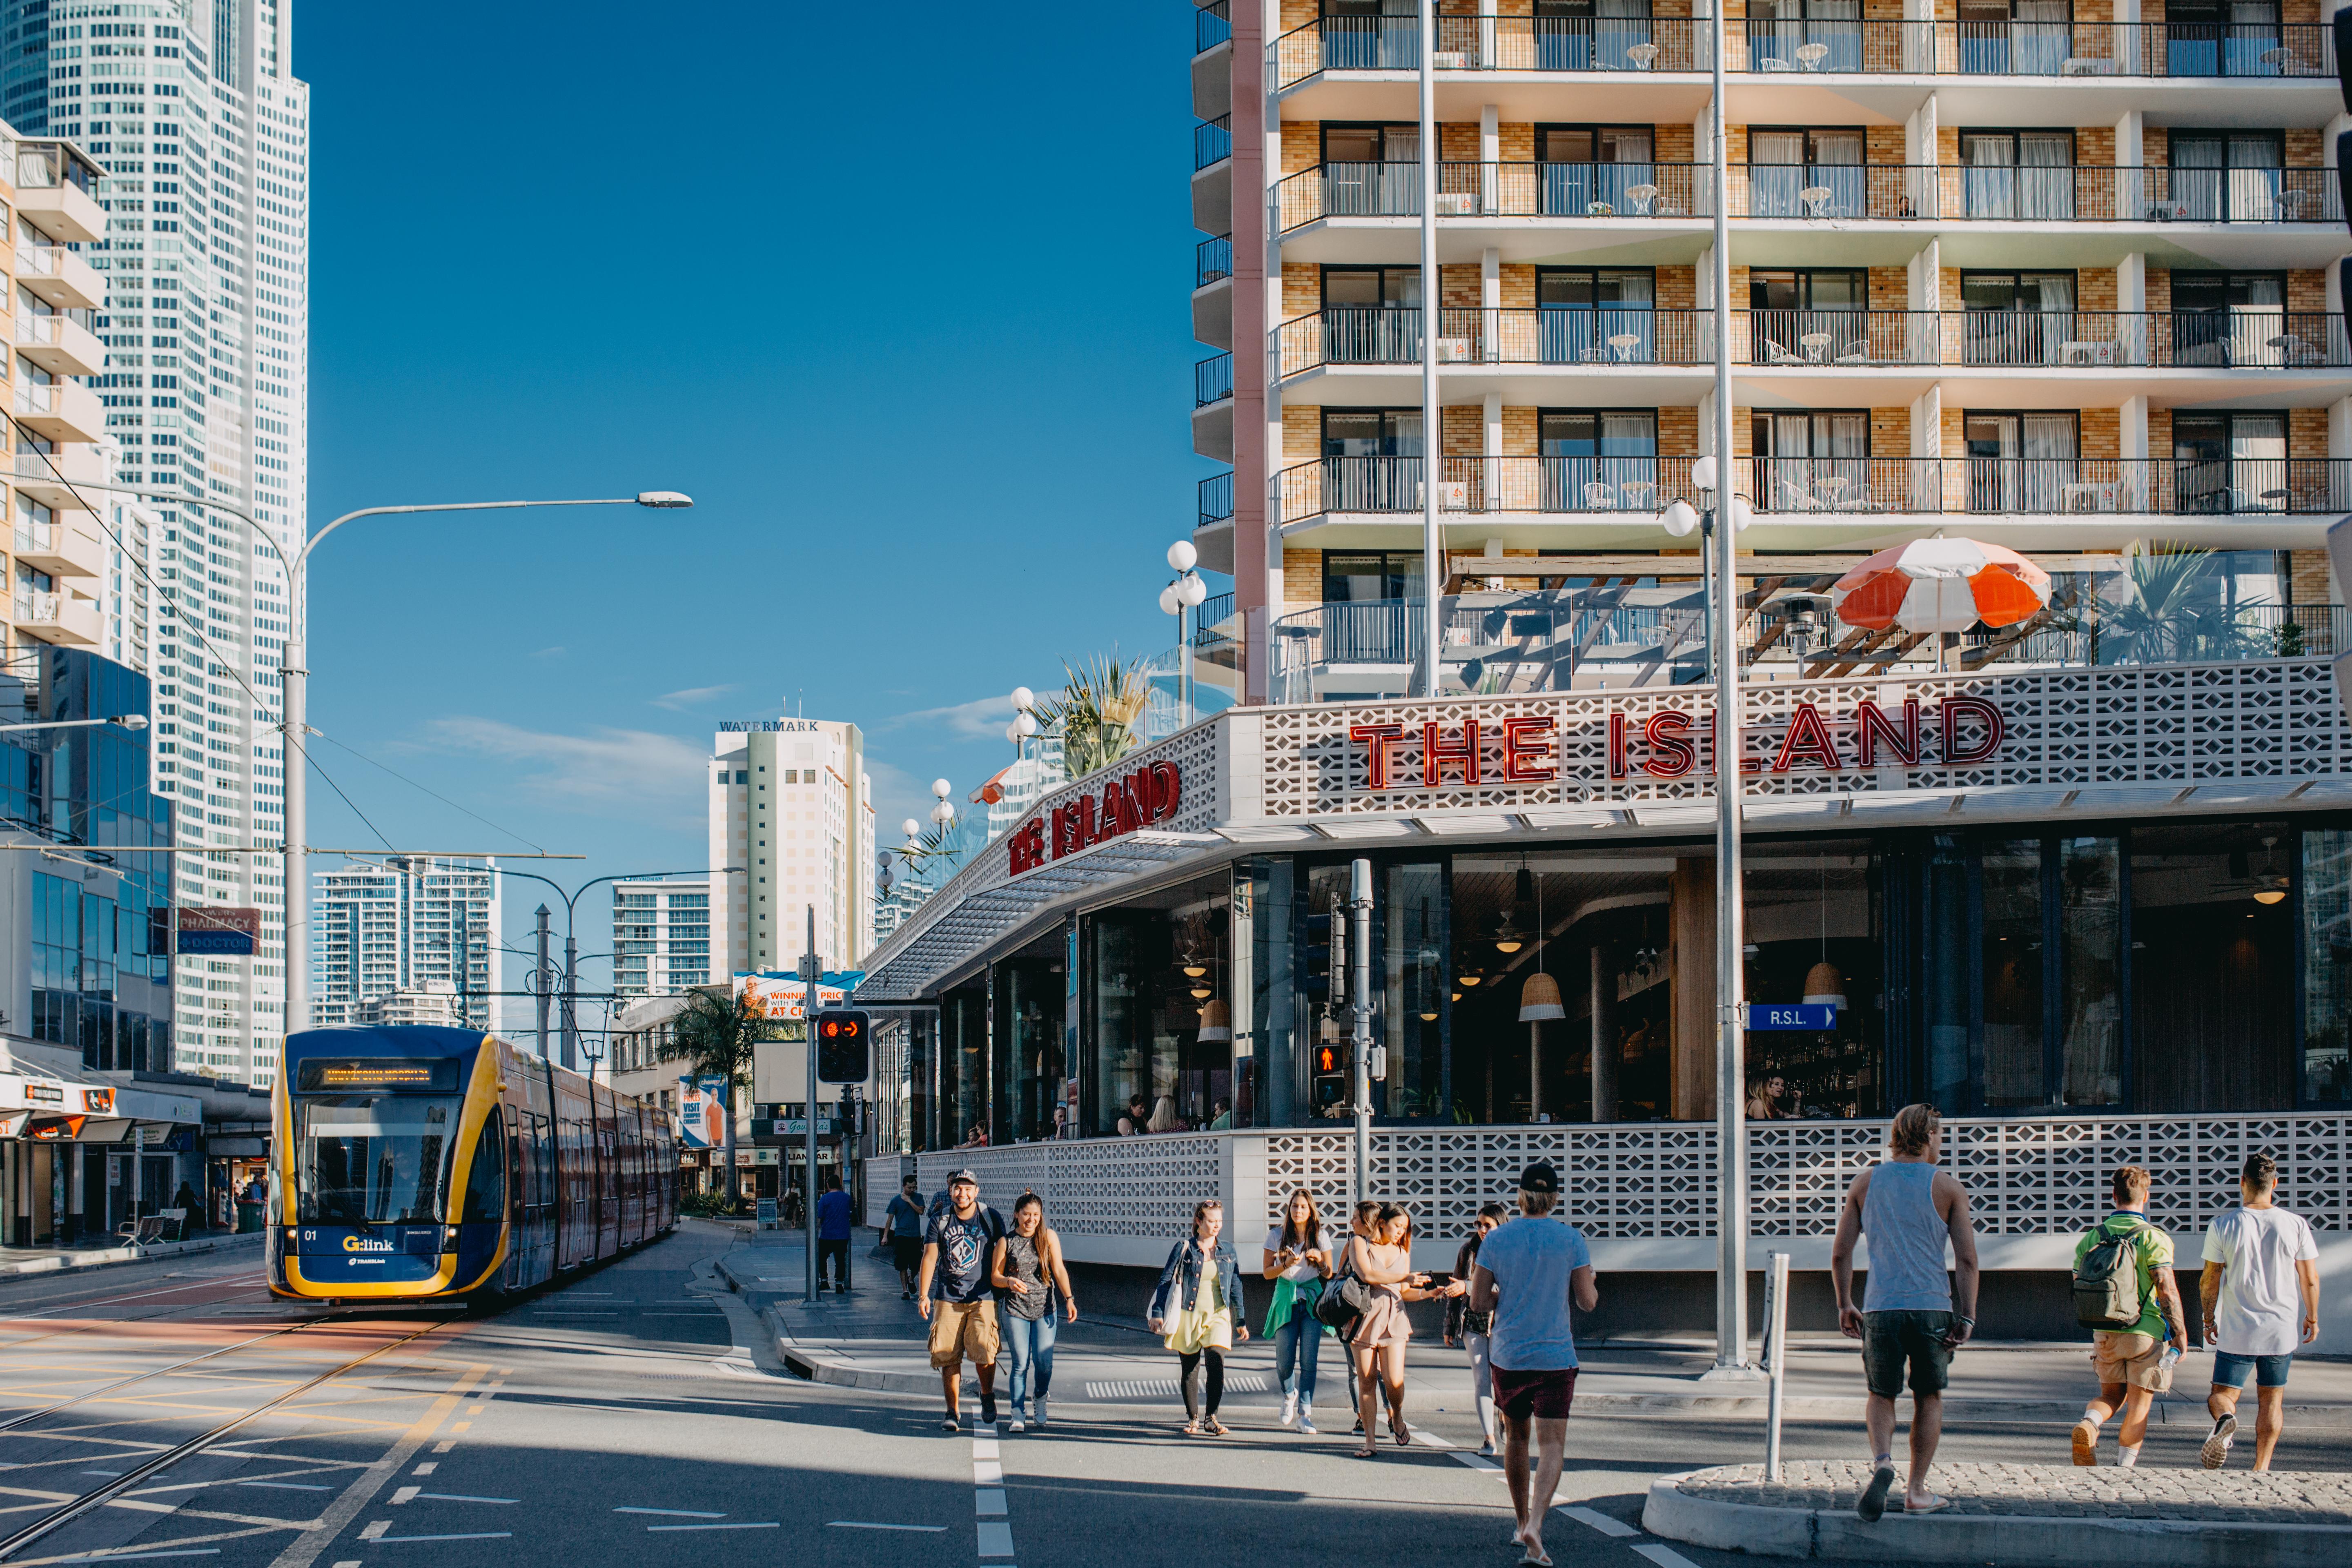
[1830,537,2051,634]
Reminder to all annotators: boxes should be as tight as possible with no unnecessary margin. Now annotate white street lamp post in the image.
[0,714,147,733]
[1163,542,1206,728]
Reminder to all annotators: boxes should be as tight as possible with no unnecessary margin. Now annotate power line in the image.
[310,728,546,854]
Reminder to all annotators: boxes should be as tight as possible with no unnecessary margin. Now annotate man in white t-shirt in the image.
[2199,1152,2320,1472]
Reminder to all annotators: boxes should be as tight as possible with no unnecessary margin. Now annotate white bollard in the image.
[1763,1249,1791,1481]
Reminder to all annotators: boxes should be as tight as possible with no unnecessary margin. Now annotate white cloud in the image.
[529,645,566,659]
[651,683,734,712]
[883,693,1013,740]
[420,717,708,823]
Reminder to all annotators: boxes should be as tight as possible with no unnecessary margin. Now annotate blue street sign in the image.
[1748,1003,1837,1031]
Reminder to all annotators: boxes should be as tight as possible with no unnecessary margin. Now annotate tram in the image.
[267,1025,678,1301]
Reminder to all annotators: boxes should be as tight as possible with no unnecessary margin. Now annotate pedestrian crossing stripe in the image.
[1081,1374,1272,1400]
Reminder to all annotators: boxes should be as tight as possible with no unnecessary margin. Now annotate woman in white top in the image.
[1262,1187,1334,1432]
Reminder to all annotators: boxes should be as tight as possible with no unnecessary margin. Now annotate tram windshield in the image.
[295,1096,459,1225]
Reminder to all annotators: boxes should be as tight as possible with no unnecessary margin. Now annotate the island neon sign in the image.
[1347,697,2004,791]
[1007,760,1183,875]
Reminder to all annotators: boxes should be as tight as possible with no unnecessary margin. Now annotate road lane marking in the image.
[430,1442,453,1454]
[410,1465,434,1476]
[56,1550,222,1561]
[389,1488,417,1505]
[1450,1453,1501,1472]
[976,1490,1006,1516]
[413,1494,514,1504]
[646,1522,777,1532]
[1631,1545,1702,1568]
[828,1521,947,1532]
[973,1461,1002,1485]
[371,1532,513,1543]
[264,1360,488,1568]
[1561,1506,1639,1539]
[972,1439,999,1459]
[236,1482,331,1492]
[357,1523,388,1542]
[615,1508,726,1517]
[977,1520,1015,1557]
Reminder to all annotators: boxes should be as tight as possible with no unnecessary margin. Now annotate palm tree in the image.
[1034,653,1153,781]
[2091,546,2262,666]
[669,987,791,1214]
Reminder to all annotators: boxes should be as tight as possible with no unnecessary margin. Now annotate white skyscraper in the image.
[708,719,876,978]
[0,0,310,1083]
[610,876,711,999]
[311,857,498,1033]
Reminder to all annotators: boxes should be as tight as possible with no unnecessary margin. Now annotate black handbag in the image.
[1313,1266,1374,1330]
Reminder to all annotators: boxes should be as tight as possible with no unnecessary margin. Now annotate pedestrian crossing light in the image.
[814,1009,870,1085]
[1313,1042,1346,1107]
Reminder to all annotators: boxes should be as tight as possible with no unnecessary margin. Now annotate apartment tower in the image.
[708,719,877,977]
[610,875,712,998]
[3,0,309,1084]
[311,856,498,1033]
[1194,0,2348,704]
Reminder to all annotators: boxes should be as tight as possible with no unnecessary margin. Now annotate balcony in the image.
[1193,352,1234,462]
[10,514,101,579]
[1195,234,1233,349]
[1271,14,2332,88]
[1193,114,1231,173]
[13,588,99,646]
[1198,471,1234,530]
[12,309,102,378]
[7,139,105,244]
[13,239,101,311]
[11,443,103,510]
[11,377,100,444]
[1275,454,2352,531]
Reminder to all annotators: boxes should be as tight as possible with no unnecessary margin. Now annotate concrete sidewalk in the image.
[710,1227,2352,1421]
[1646,1460,2352,1565]
[0,1228,262,1280]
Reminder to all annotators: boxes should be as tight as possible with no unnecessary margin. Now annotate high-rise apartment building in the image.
[610,876,711,998]
[1193,2,2349,706]
[2,0,310,1085]
[312,857,497,1034]
[708,719,876,976]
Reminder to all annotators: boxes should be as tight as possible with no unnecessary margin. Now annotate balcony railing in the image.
[1270,15,2332,86]
[1274,160,2341,229]
[1194,115,1231,172]
[1196,0,1229,55]
[1198,471,1234,529]
[1196,233,1232,288]
[1195,352,1233,407]
[1276,305,1718,374]
[1276,454,2352,524]
[12,310,91,352]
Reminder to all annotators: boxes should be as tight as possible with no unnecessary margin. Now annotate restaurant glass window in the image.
[1960,270,2078,366]
[1752,410,1867,512]
[1978,838,2045,1107]
[1321,122,1421,216]
[936,982,987,1148]
[1380,861,1448,1119]
[994,952,1065,1144]
[2131,822,2294,1111]
[1747,127,1864,217]
[2303,827,2352,1103]
[1537,0,1657,71]
[1085,875,1232,1134]
[1955,0,2071,73]
[1746,0,1863,71]
[1964,410,2076,513]
[1250,858,1299,1126]
[1742,840,1885,1118]
[1322,408,1423,513]
[1537,124,1655,215]
[1321,265,1421,365]
[1748,269,1866,366]
[1960,129,2074,218]
[1541,409,1657,511]
[2169,130,2281,222]
[2172,410,2286,515]
[1538,267,1656,363]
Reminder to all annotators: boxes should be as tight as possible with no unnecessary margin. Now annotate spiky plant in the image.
[2093,545,2263,666]
[1035,653,1153,780]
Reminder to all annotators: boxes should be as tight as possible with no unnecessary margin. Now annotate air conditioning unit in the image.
[1432,50,1468,69]
[1437,337,1472,362]
[1438,481,1472,510]
[1436,191,1477,216]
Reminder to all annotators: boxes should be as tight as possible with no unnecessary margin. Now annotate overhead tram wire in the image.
[310,728,548,855]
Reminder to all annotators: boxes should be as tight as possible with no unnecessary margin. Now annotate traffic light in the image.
[1312,1042,1346,1108]
[813,1009,871,1085]
[1301,895,1347,1007]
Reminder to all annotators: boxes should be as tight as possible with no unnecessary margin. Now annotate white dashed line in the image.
[1630,1544,1703,1568]
[973,1461,1003,1485]
[413,1492,516,1504]
[1561,1506,1640,1539]
[647,1522,777,1532]
[617,1507,726,1518]
[827,1521,948,1532]
[976,1490,1007,1516]
[236,1480,330,1492]
[977,1520,1016,1557]
[370,1532,514,1543]
[1450,1453,1502,1472]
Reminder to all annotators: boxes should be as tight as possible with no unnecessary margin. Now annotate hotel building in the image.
[610,876,712,998]
[853,3,2352,1343]
[708,719,878,976]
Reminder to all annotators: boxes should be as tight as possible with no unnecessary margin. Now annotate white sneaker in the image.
[1281,1392,1298,1428]
[1032,1399,1048,1430]
[1008,1416,1026,1434]
[2202,1412,2237,1470]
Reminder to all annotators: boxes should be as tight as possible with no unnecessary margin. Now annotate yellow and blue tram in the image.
[267,1025,678,1301]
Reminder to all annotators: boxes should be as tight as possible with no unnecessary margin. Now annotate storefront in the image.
[0,1069,202,1247]
[856,656,2352,1342]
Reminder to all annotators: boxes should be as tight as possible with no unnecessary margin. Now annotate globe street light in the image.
[1163,540,1207,727]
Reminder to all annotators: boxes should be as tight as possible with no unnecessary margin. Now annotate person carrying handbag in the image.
[1263,1187,1336,1433]
[1148,1198,1250,1435]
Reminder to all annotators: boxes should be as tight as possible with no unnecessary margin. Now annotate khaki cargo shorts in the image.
[2091,1330,2172,1392]
[928,1298,1000,1371]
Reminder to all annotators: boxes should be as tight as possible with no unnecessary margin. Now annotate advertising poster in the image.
[675,1076,728,1150]
[734,973,850,1021]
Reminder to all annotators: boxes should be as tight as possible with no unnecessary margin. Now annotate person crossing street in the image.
[917,1169,1008,1432]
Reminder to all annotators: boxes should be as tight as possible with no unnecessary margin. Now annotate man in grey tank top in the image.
[1831,1103,1981,1523]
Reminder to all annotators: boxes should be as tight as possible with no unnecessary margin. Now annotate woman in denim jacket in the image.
[1147,1198,1251,1434]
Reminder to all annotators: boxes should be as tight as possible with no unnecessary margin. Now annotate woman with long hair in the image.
[1346,1200,1452,1457]
[1147,1094,1180,1134]
[1744,1073,1785,1121]
[1147,1197,1249,1435]
[991,1191,1078,1433]
[1262,1187,1335,1432]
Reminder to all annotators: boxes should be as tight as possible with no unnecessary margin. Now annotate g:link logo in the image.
[341,1235,393,1253]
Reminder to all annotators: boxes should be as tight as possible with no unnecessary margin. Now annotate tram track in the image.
[0,1310,468,1563]
[0,1271,277,1357]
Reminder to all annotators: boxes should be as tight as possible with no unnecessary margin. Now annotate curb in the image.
[1642,1468,2352,1566]
[0,1230,264,1281]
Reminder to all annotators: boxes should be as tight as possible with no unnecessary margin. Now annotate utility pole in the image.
[560,930,579,1070]
[533,905,552,1060]
[1348,857,1374,1206]
[803,905,820,1307]
[1414,0,1441,697]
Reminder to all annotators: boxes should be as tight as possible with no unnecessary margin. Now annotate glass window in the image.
[2131,822,2294,1111]
[294,1094,459,1225]
[1978,838,2045,1107]
[2056,836,2123,1106]
[1381,861,1447,1118]
[1085,875,1230,1134]
[2305,828,2352,1103]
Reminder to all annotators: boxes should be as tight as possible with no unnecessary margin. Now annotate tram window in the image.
[462,1108,506,1223]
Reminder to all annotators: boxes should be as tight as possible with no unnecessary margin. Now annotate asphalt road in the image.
[0,1227,2339,1568]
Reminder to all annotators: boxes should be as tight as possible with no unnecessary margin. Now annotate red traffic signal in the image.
[813,1008,871,1085]
[1314,1044,1341,1076]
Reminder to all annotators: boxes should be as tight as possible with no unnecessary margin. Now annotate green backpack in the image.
[2073,1218,2147,1331]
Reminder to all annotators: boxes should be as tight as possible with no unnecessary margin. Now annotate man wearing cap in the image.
[1469,1162,1597,1568]
[917,1169,1008,1432]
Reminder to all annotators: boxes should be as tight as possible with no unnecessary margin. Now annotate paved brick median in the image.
[1677,1460,2352,1523]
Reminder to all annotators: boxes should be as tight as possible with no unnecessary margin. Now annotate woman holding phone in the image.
[1347,1201,1462,1456]
[1147,1198,1249,1435]
[1262,1187,1334,1432]
[1443,1201,1510,1455]
[990,1192,1078,1433]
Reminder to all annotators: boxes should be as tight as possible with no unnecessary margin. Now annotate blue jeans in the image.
[2213,1350,2293,1389]
[1274,1311,1322,1405]
[1002,1312,1056,1413]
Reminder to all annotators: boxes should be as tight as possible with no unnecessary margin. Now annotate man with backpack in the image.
[2070,1165,2187,1468]
[917,1169,1009,1432]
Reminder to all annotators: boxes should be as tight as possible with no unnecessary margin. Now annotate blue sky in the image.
[296,2,1220,993]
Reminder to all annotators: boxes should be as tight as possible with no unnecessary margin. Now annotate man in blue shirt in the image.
[1470,1162,1597,1568]
[815,1174,854,1294]
[880,1174,928,1301]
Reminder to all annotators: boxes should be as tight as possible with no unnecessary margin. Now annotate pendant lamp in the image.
[1802,961,1846,1010]
[1520,868,1561,1121]
[1519,969,1564,1021]
[1196,997,1232,1042]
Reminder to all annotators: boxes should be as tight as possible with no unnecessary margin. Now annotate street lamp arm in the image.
[296,499,651,574]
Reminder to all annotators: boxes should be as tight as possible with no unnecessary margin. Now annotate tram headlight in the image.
[442,1225,461,1254]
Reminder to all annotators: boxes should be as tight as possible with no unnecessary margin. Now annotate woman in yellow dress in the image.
[1147,1198,1250,1434]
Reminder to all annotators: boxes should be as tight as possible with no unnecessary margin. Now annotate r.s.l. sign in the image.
[1748,1003,1838,1031]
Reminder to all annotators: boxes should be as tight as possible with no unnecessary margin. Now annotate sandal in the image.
[1204,1418,1230,1437]
[1183,1420,1203,1436]
[1354,1445,1379,1459]
[1392,1421,1412,1447]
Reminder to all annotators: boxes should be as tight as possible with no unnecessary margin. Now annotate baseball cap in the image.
[1518,1161,1560,1194]
[947,1169,980,1187]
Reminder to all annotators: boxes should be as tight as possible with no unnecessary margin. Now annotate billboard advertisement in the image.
[178,906,260,956]
[734,973,851,1020]
[675,1076,729,1151]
